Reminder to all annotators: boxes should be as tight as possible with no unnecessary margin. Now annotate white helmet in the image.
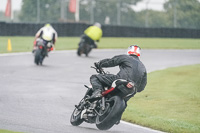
[93,22,101,28]
[127,45,141,57]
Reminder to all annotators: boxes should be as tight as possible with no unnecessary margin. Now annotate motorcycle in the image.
[70,65,136,130]
[34,38,53,65]
[77,35,93,57]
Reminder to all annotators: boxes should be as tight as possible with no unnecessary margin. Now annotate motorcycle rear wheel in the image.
[84,44,91,57]
[96,96,126,130]
[34,49,42,65]
[77,42,91,57]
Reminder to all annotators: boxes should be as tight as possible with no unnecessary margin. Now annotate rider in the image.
[90,45,147,101]
[79,22,103,49]
[32,23,58,53]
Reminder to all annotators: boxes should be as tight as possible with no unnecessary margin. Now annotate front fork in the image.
[101,97,105,110]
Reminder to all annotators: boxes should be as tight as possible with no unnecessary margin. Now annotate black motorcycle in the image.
[70,65,136,130]
[34,39,52,65]
[77,35,93,57]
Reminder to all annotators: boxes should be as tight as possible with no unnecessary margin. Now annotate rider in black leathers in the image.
[90,45,147,101]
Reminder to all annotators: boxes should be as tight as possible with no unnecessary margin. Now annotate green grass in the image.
[0,36,200,53]
[0,129,21,133]
[122,64,200,133]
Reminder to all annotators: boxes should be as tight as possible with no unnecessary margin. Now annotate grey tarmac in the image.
[0,49,200,133]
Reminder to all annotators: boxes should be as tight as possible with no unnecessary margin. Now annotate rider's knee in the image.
[90,74,97,81]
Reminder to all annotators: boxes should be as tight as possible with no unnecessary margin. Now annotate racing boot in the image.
[88,89,102,102]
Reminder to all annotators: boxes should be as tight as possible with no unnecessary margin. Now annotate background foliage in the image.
[1,0,200,29]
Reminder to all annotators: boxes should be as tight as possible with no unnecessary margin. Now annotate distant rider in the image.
[32,23,58,53]
[90,45,147,102]
[79,22,103,49]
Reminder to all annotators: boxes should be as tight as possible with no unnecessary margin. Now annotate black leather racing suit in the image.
[90,54,147,95]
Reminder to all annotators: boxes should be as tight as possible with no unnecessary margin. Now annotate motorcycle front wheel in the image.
[77,42,84,56]
[96,96,126,130]
[70,98,86,126]
[70,107,84,126]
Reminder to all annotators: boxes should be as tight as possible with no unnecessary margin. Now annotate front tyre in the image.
[96,96,126,130]
[70,107,84,126]
[77,47,81,56]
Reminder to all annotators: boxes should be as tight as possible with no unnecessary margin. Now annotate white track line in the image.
[0,50,75,56]
[0,52,31,56]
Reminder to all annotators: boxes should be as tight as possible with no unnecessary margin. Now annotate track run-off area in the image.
[0,49,200,133]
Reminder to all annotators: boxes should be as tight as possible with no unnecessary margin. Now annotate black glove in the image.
[94,62,101,69]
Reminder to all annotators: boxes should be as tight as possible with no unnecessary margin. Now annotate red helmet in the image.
[127,45,141,56]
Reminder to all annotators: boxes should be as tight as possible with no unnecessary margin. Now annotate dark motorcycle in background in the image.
[34,38,53,65]
[70,65,136,130]
[77,35,94,57]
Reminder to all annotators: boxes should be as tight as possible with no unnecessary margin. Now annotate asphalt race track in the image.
[0,49,200,133]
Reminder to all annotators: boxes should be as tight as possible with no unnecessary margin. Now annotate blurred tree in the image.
[19,0,142,24]
[19,1,36,22]
[0,11,20,22]
[0,12,10,22]
[79,0,142,25]
[164,0,200,28]
[19,0,60,23]
[135,10,170,28]
[93,0,141,25]
[14,0,200,29]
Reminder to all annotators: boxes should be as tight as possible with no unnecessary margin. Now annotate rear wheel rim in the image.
[96,100,115,124]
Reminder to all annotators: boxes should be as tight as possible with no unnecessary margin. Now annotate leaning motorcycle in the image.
[70,65,136,130]
[77,36,92,57]
[34,39,52,65]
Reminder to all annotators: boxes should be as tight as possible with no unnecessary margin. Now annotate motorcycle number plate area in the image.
[39,46,43,49]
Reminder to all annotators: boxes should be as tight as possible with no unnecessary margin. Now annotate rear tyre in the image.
[85,44,92,57]
[96,96,126,130]
[39,54,45,65]
[34,49,42,65]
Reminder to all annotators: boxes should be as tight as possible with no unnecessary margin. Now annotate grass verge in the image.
[0,37,200,53]
[122,64,200,133]
[0,129,21,133]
